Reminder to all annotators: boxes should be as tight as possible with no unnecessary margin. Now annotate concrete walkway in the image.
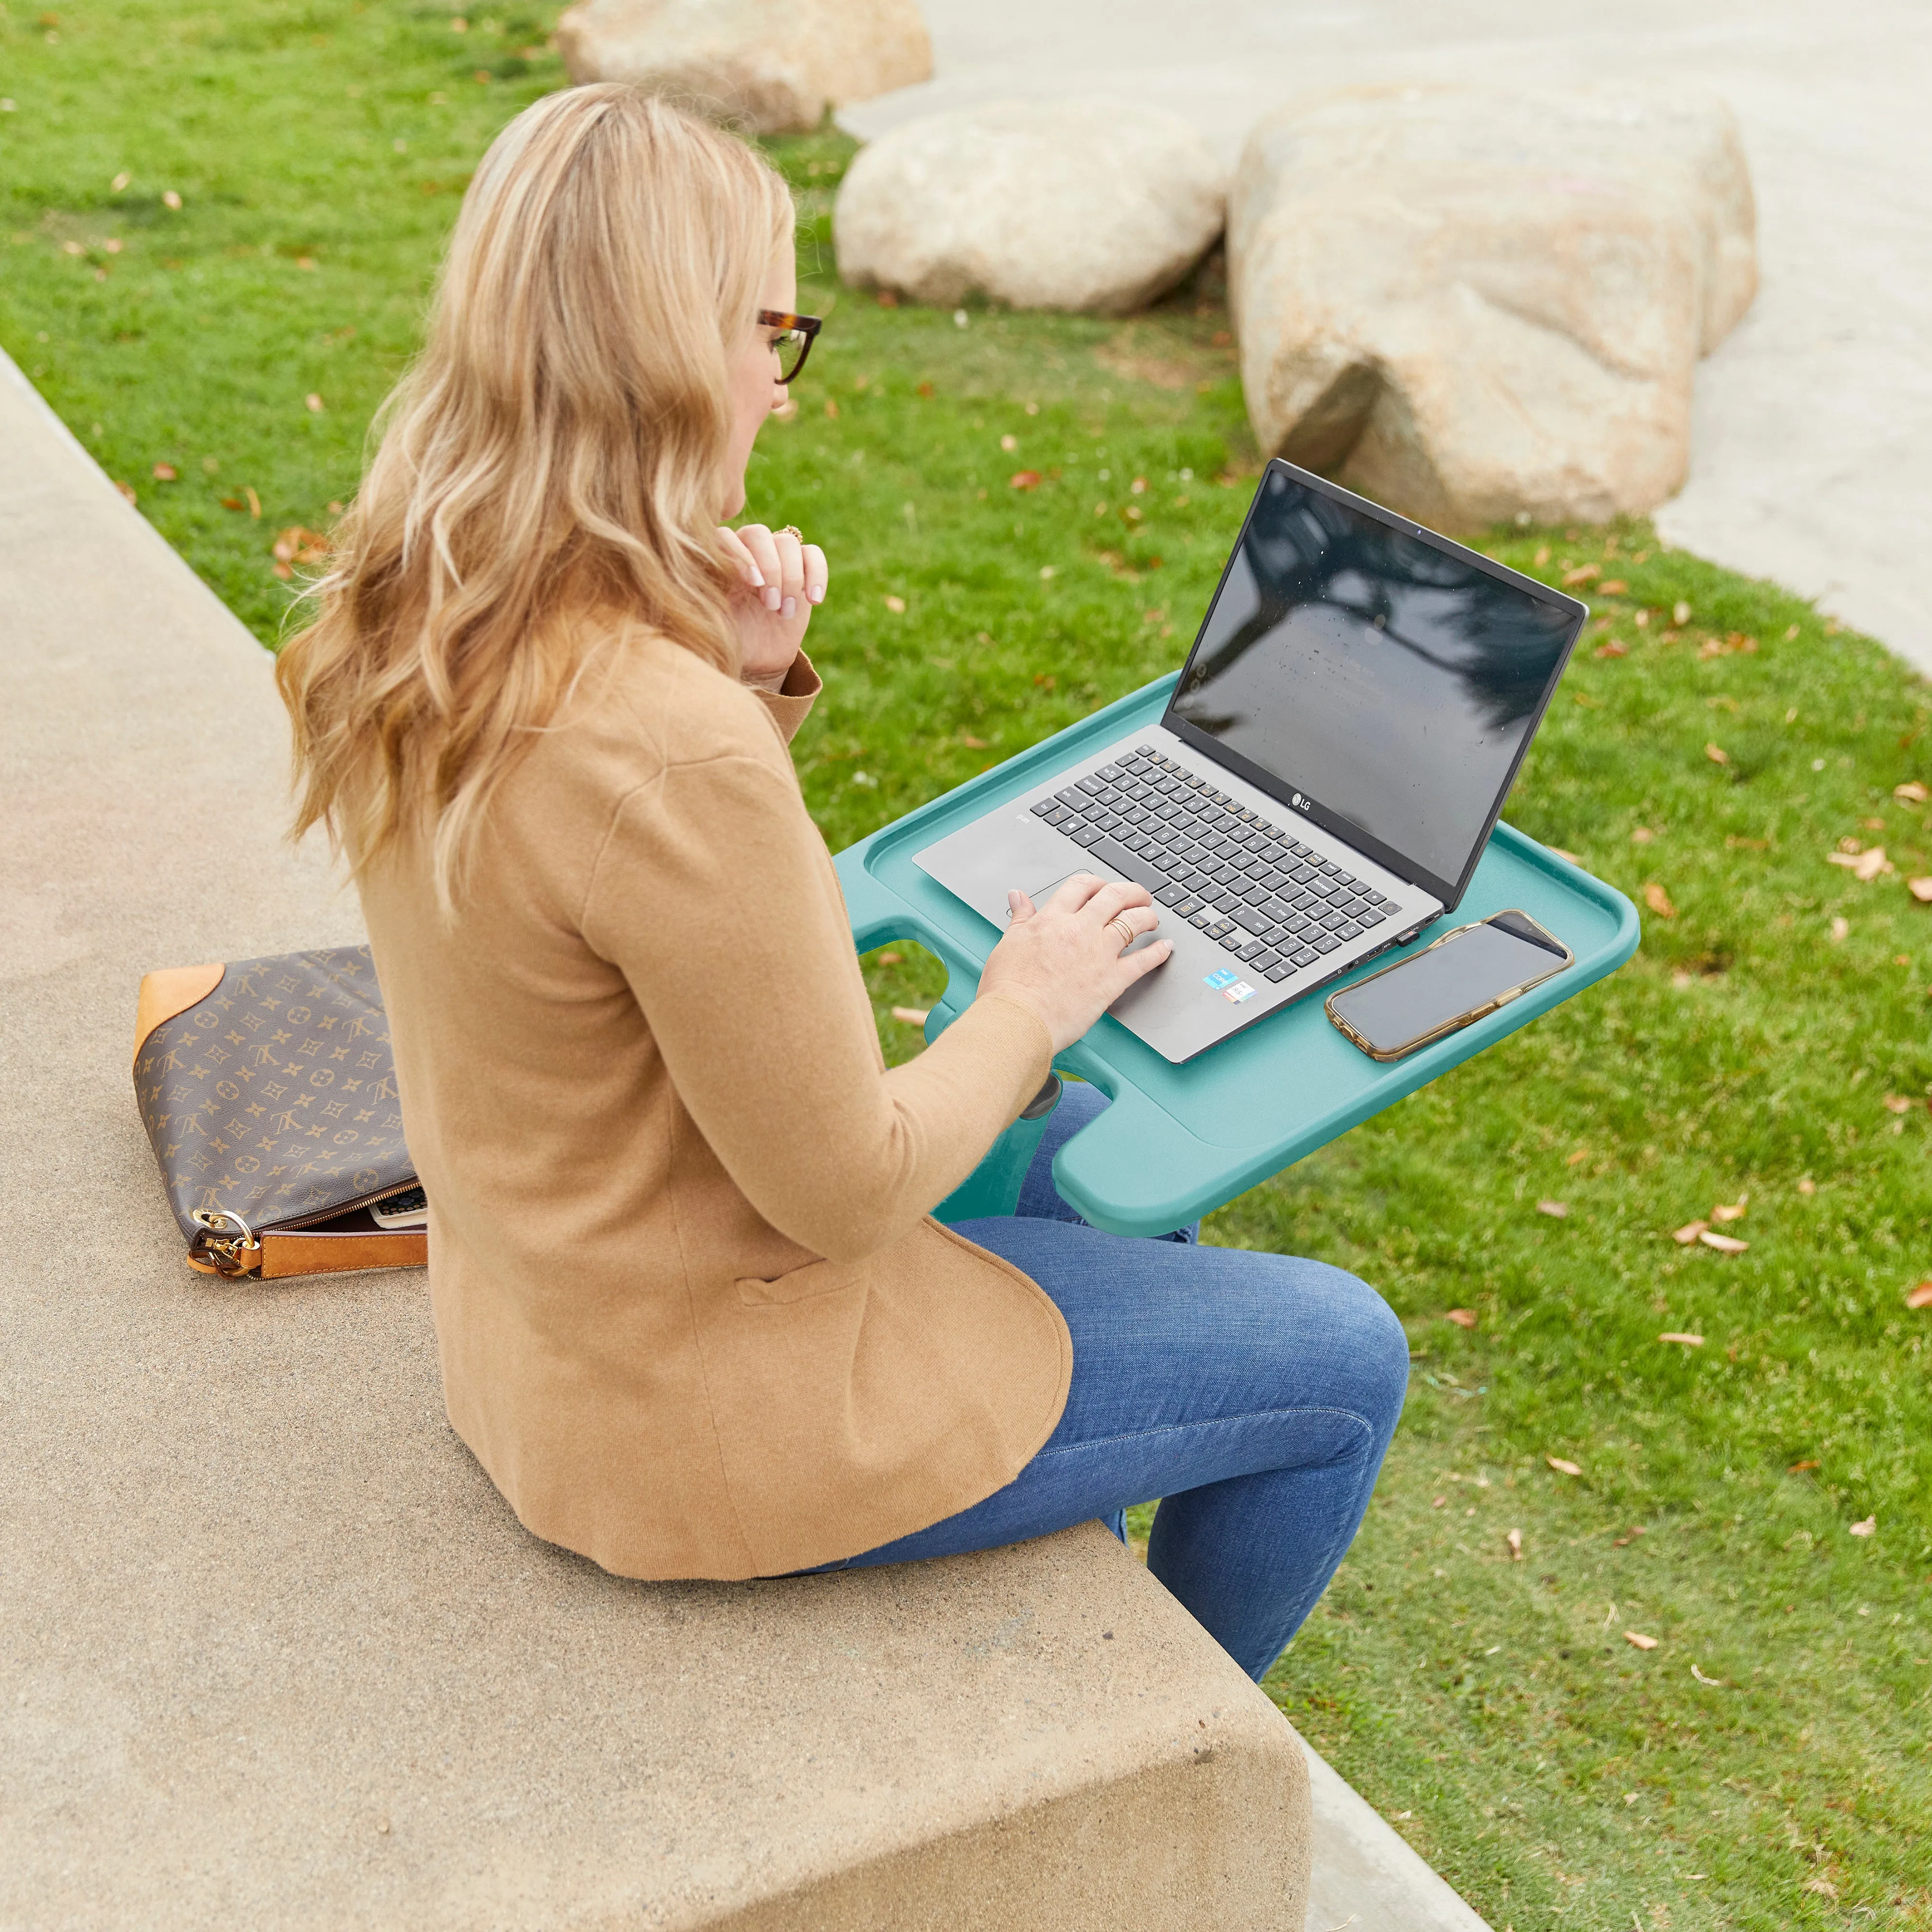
[842,0,1932,675]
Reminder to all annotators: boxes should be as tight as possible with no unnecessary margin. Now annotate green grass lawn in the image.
[6,9,1929,1926]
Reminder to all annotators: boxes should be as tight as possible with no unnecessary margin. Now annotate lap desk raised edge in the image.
[837,673,1640,1237]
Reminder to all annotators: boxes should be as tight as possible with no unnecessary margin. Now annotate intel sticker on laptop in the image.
[1203,969,1257,1004]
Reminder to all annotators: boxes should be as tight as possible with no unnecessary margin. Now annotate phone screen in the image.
[1329,914,1567,1055]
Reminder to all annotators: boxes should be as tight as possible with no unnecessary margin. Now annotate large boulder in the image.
[835,98,1227,316]
[1228,85,1758,531]
[555,0,932,137]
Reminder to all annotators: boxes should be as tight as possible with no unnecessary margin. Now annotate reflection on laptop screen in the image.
[1169,468,1578,891]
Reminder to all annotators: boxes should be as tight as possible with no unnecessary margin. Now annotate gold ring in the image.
[1108,914,1137,951]
[780,525,804,542]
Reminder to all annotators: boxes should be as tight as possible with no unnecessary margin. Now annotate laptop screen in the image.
[1165,463,1584,903]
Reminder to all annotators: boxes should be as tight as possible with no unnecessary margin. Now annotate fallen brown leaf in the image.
[958,733,989,749]
[1909,878,1932,904]
[1643,881,1677,918]
[1672,1221,1709,1245]
[1850,1516,1876,1538]
[875,951,902,966]
[1798,1176,1817,1194]
[1658,1331,1706,1346]
[1566,1148,1590,1166]
[1673,600,1692,625]
[1831,915,1850,941]
[1547,1456,1582,1476]
[999,433,1018,452]
[1562,563,1599,586]
[151,460,177,481]
[1705,741,1730,766]
[822,398,839,419]
[162,188,182,211]
[1009,469,1041,491]
[1907,1282,1932,1309]
[1442,1308,1478,1328]
[1596,578,1628,596]
[1710,1199,1747,1222]
[1624,1630,1659,1650]
[1805,1877,1840,1900]
[1593,639,1627,659]
[1896,781,1930,803]
[271,526,329,567]
[1506,1528,1523,1560]
[1431,1495,1447,1509]
[113,480,137,504]
[1788,1459,1819,1472]
[889,1006,930,1026]
[1612,1526,1648,1546]
[883,594,906,614]
[1883,1093,1915,1114]
[1630,825,1655,844]
[304,392,324,413]
[1698,1230,1747,1254]
[1536,1199,1568,1219]
[245,485,260,519]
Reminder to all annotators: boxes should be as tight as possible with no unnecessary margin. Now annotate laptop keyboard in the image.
[1028,743,1403,984]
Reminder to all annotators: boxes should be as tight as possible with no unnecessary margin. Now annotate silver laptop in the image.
[914,459,1588,1063]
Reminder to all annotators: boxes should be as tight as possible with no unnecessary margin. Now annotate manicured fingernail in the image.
[747,567,765,587]
[781,596,796,619]
[809,584,825,604]
[764,586,781,610]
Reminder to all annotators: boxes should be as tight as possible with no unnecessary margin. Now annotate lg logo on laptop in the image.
[1292,792,1307,809]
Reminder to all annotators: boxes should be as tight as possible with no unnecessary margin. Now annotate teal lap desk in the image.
[836,674,1640,1237]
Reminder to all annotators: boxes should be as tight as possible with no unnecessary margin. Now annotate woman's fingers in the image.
[1107,903,1162,947]
[1047,871,1109,915]
[770,527,806,619]
[735,523,784,610]
[1007,888,1038,923]
[1119,937,1175,982]
[1083,879,1156,929]
[802,541,829,607]
[716,525,764,590]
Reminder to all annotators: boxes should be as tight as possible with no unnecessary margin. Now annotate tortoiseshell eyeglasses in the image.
[759,309,822,385]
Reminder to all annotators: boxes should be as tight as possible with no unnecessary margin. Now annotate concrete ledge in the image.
[0,349,1313,1929]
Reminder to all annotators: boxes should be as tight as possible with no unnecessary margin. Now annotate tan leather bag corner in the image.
[134,945,427,1281]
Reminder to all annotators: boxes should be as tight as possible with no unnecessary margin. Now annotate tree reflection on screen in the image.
[1170,470,1577,887]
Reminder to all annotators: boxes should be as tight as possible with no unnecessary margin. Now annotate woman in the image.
[277,85,1407,1683]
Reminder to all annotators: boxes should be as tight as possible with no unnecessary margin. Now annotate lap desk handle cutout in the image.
[837,464,1640,1237]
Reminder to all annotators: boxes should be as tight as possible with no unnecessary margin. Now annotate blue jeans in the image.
[825,1082,1409,1682]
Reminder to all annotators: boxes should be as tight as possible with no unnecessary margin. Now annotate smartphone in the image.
[369,1184,428,1230]
[1326,909,1574,1062]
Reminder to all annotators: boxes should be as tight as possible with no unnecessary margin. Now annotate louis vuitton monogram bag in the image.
[133,944,426,1279]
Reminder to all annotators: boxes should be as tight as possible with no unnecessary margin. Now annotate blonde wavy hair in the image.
[277,85,794,905]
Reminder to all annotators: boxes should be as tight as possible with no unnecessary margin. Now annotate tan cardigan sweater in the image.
[355,632,1069,1580]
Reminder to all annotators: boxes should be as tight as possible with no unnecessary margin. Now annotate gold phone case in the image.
[1325,909,1575,1063]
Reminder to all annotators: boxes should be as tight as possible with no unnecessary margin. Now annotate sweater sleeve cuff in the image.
[943,990,1056,1125]
[752,650,822,744]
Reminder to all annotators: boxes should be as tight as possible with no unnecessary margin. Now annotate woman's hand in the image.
[977,872,1173,1054]
[719,522,828,691]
